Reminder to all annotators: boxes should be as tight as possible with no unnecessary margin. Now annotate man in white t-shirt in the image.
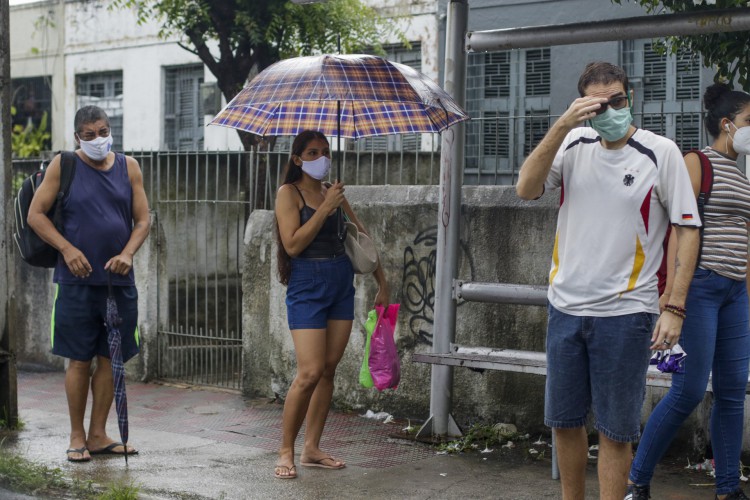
[516,62,700,500]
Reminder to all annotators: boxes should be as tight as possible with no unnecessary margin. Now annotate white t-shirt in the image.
[543,127,700,316]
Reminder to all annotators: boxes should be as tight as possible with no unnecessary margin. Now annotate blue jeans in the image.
[630,268,750,495]
[545,305,656,442]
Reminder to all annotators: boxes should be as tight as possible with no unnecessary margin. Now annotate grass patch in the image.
[0,445,141,499]
[98,481,141,500]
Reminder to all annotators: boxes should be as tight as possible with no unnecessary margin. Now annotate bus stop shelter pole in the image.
[417,0,467,439]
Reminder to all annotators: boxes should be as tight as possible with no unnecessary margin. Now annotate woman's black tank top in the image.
[293,184,345,259]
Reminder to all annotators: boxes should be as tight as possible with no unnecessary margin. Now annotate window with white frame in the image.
[76,71,124,151]
[164,65,204,150]
[623,41,703,151]
[466,48,551,182]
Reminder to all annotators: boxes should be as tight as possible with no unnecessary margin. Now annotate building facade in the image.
[11,0,721,178]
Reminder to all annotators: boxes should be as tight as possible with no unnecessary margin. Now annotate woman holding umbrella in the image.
[274,130,389,479]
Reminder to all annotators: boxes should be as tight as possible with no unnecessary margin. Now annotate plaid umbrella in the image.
[209,54,469,140]
[105,272,130,464]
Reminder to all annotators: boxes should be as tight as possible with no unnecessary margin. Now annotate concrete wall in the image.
[239,185,730,457]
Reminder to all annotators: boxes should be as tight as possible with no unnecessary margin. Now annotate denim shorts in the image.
[285,254,355,330]
[545,304,656,442]
[51,284,140,362]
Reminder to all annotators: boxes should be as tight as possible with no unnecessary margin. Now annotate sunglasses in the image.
[595,95,629,115]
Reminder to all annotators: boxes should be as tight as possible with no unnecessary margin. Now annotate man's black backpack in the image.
[13,152,77,268]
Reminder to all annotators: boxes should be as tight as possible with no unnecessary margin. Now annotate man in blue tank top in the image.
[27,105,150,462]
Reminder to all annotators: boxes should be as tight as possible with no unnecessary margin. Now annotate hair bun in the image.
[704,83,732,111]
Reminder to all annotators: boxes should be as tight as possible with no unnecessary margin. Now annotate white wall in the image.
[10,0,241,151]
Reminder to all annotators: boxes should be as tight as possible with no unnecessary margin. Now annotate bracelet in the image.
[664,304,686,319]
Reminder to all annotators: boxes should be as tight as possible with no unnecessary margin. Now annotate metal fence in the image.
[10,116,723,390]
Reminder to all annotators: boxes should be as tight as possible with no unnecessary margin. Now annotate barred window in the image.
[76,71,124,151]
[164,65,204,150]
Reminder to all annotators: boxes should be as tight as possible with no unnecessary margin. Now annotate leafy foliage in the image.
[613,0,750,89]
[109,0,404,149]
[11,107,51,159]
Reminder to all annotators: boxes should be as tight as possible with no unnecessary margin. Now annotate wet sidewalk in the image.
[6,370,717,499]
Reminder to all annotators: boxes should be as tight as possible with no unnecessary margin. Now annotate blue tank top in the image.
[53,153,135,286]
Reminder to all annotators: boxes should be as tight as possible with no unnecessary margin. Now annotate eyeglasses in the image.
[595,95,629,116]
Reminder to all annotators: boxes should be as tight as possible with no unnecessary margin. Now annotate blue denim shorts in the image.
[545,304,656,442]
[285,254,355,330]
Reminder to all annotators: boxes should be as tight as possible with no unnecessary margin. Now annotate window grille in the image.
[643,43,667,102]
[483,111,510,158]
[484,52,511,98]
[642,114,666,136]
[676,49,701,101]
[164,65,204,150]
[676,113,701,151]
[76,71,124,150]
[525,49,550,96]
[524,111,550,156]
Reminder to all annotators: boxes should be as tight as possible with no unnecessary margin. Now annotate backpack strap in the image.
[51,152,77,228]
[58,151,77,199]
[684,149,713,265]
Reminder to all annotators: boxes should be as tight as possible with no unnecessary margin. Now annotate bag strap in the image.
[684,149,713,265]
[52,152,77,228]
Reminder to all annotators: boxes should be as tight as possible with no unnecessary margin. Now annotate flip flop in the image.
[300,456,345,469]
[274,464,297,479]
[88,442,139,456]
[66,447,90,463]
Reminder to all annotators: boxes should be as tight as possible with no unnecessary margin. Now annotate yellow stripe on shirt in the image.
[626,235,645,292]
[549,232,560,285]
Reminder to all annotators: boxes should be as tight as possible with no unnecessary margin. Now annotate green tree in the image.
[111,0,404,150]
[613,1,750,90]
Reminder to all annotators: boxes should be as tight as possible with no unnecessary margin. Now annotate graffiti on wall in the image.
[401,227,437,345]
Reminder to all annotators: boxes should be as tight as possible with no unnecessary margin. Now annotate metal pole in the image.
[0,0,19,429]
[466,7,750,52]
[417,0,467,439]
[455,282,548,306]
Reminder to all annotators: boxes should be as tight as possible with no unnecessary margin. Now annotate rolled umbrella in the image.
[105,271,130,464]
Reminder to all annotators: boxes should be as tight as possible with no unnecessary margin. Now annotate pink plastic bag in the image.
[369,304,401,391]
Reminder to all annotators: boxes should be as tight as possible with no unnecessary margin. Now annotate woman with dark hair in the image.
[627,84,750,500]
[273,130,389,479]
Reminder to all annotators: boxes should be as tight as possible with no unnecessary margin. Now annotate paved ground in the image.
[1,370,725,499]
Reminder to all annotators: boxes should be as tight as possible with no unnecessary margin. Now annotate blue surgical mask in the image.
[301,155,331,180]
[589,105,633,142]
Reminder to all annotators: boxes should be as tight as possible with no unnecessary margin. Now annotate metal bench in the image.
[413,342,750,479]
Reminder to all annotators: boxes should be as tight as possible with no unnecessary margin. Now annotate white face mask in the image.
[300,155,331,180]
[77,134,113,161]
[729,122,750,155]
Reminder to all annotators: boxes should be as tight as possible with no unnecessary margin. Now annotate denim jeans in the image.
[545,305,656,442]
[630,268,750,495]
[286,254,355,330]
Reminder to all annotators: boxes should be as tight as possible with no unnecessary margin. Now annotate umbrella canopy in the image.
[105,272,130,465]
[209,54,469,139]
